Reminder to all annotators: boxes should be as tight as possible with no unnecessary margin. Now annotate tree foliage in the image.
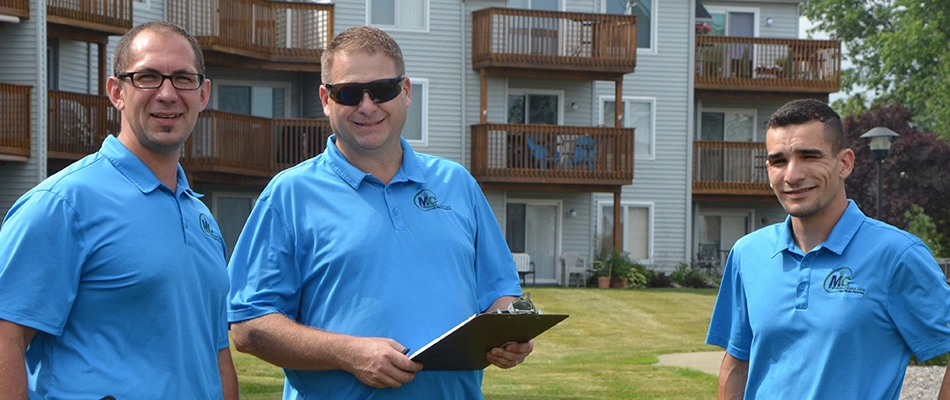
[803,1,950,138]
[843,103,950,255]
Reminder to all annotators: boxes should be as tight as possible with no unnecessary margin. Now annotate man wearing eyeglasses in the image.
[0,21,237,399]
[227,26,531,399]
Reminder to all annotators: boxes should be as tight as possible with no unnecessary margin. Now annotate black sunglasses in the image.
[324,76,404,106]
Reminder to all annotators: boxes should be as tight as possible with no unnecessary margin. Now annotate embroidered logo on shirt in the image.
[414,189,452,211]
[823,267,866,295]
[199,213,222,241]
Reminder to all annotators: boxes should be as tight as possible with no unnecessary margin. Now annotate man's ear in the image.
[106,76,125,111]
[839,148,855,179]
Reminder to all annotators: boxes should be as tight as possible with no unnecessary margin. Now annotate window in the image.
[216,83,290,118]
[403,77,427,143]
[602,97,654,158]
[604,0,653,49]
[700,109,756,142]
[369,0,427,31]
[507,90,563,125]
[599,202,652,261]
[508,0,559,11]
[47,39,59,91]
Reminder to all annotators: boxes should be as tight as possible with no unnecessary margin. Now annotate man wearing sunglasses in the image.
[228,26,532,399]
[0,21,237,399]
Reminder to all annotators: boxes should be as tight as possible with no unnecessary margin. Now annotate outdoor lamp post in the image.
[859,127,900,220]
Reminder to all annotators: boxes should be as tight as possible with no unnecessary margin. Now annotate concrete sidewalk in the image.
[654,351,725,376]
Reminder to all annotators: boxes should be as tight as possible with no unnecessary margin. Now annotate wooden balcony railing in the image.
[693,141,771,196]
[48,90,119,159]
[471,123,634,191]
[0,0,30,18]
[47,0,133,35]
[472,8,636,78]
[0,83,31,161]
[168,0,333,65]
[182,110,331,177]
[695,35,841,93]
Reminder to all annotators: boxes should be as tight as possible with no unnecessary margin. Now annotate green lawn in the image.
[233,287,722,399]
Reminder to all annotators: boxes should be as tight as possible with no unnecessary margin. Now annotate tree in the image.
[844,103,950,254]
[803,1,950,138]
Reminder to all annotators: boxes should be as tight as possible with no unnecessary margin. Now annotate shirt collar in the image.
[326,135,427,189]
[99,135,193,196]
[774,199,864,256]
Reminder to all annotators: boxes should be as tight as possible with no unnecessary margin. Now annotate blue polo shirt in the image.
[0,135,230,399]
[228,136,522,400]
[707,200,950,399]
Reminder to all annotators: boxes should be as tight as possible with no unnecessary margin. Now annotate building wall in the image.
[0,12,45,220]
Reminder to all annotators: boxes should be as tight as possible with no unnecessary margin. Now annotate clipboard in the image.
[408,312,569,370]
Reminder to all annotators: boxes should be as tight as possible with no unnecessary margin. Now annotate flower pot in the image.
[597,276,611,289]
[611,278,628,288]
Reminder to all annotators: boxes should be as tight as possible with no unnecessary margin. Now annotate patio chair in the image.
[561,251,589,287]
[512,252,535,286]
[571,135,596,170]
[694,243,721,276]
[525,135,559,169]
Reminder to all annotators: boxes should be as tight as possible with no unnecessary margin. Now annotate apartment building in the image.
[0,0,839,285]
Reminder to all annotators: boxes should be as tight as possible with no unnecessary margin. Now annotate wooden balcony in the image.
[0,0,30,18]
[47,0,132,38]
[472,8,636,81]
[695,35,841,97]
[181,110,330,184]
[168,0,333,72]
[471,123,634,193]
[0,83,31,162]
[693,141,774,200]
[48,90,118,160]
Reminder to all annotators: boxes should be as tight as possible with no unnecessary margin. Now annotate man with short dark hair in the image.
[707,99,950,399]
[0,21,237,399]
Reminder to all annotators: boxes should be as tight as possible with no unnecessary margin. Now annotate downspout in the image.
[460,0,467,167]
[685,0,697,267]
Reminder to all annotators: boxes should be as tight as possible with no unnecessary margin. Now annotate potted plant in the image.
[591,260,612,289]
[608,251,634,288]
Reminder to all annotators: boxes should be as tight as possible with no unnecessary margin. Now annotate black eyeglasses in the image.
[116,71,205,90]
[324,76,404,106]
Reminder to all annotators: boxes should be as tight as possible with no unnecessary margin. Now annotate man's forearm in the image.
[0,320,36,399]
[718,352,748,400]
[230,313,354,371]
[938,359,950,400]
[217,348,239,400]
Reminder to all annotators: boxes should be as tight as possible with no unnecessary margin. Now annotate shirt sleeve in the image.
[887,242,950,362]
[0,190,85,335]
[706,250,753,360]
[227,194,301,323]
[467,174,522,312]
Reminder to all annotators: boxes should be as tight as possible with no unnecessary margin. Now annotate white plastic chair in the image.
[512,252,535,286]
[561,252,588,287]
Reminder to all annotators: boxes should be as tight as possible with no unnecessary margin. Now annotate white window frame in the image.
[403,77,428,146]
[367,0,430,32]
[506,88,566,125]
[597,200,654,264]
[699,107,758,142]
[601,0,657,54]
[213,79,293,118]
[599,95,656,160]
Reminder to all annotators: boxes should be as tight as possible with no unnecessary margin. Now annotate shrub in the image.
[644,269,673,288]
[671,263,714,289]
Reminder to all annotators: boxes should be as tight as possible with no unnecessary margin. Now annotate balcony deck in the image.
[0,0,29,18]
[472,8,636,81]
[168,0,333,71]
[181,110,330,183]
[0,83,31,162]
[695,35,841,97]
[692,141,774,200]
[470,123,634,193]
[48,90,118,160]
[47,0,132,37]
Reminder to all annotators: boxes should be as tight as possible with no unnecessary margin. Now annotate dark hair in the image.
[767,99,846,154]
[320,25,405,83]
[113,21,205,76]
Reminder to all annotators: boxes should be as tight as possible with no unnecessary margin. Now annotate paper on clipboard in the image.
[408,312,568,370]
